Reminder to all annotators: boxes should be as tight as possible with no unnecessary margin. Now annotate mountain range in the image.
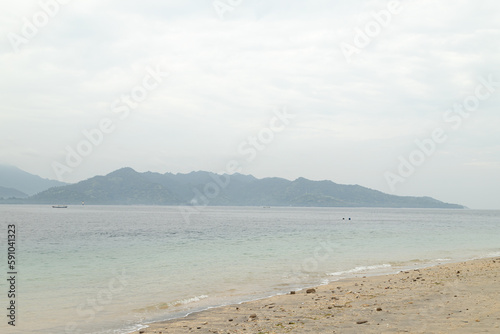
[0,166,465,208]
[0,165,67,198]
[0,185,28,199]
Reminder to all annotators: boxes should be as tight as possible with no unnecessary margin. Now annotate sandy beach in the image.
[131,257,500,334]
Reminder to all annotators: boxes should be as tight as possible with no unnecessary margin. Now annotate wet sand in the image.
[131,257,500,333]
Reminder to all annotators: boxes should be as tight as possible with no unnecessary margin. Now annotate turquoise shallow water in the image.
[0,205,499,333]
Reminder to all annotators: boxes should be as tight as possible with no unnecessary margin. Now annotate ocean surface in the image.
[0,205,499,334]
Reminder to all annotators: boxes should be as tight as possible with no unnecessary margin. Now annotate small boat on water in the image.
[52,205,68,209]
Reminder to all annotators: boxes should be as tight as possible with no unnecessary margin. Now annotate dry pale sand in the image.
[131,257,500,334]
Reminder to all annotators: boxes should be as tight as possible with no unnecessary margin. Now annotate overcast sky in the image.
[1,0,499,209]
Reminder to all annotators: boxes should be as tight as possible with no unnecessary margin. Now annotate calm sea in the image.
[0,205,499,334]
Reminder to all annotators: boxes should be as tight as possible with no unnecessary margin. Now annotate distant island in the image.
[1,167,465,208]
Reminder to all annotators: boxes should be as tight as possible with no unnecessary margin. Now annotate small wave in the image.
[135,295,209,312]
[175,295,209,306]
[328,264,391,277]
[486,251,500,258]
[388,259,430,267]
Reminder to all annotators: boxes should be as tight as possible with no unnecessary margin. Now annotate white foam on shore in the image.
[148,295,210,311]
[172,295,209,306]
[433,258,452,262]
[486,251,500,258]
[327,264,392,277]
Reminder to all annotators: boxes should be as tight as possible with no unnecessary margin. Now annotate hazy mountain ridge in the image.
[0,186,28,199]
[0,165,67,196]
[23,167,465,208]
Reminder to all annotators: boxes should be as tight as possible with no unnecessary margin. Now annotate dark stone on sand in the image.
[290,291,296,294]
[228,319,233,322]
[376,307,382,311]
[357,320,368,324]
[306,288,316,294]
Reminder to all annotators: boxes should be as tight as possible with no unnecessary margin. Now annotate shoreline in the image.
[130,257,500,333]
